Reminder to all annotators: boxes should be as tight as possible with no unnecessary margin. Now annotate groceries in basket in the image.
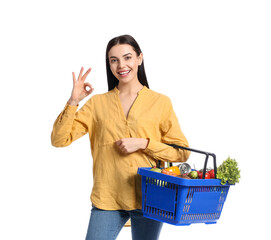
[138,144,241,225]
[150,157,240,185]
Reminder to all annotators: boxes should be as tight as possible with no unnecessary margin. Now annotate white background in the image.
[1,0,270,239]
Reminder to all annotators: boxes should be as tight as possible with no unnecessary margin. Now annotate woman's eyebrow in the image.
[123,53,132,57]
[109,53,132,59]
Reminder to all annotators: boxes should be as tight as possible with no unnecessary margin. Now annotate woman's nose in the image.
[118,59,125,69]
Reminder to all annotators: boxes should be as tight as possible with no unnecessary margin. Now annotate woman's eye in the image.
[110,59,117,63]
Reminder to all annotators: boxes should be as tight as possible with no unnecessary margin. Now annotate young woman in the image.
[51,35,190,240]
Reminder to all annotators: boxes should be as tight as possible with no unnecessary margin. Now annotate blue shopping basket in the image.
[137,144,231,226]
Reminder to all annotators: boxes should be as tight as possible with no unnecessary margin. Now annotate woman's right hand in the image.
[68,67,94,106]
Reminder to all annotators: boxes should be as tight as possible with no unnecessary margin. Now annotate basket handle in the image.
[158,143,217,179]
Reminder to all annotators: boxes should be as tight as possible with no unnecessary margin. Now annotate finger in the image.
[72,72,76,85]
[119,145,125,152]
[122,147,129,154]
[89,87,94,95]
[115,140,122,146]
[84,82,92,88]
[84,83,94,95]
[78,67,84,81]
[81,68,92,82]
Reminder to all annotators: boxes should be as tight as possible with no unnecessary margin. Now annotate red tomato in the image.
[205,172,211,179]
[198,171,210,179]
[208,169,215,178]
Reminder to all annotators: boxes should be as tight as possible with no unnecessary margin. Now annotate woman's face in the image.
[108,44,143,85]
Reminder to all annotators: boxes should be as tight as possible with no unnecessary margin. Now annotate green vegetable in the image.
[150,167,162,173]
[217,157,240,185]
[189,171,198,179]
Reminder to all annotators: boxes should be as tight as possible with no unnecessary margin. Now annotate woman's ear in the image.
[138,53,143,66]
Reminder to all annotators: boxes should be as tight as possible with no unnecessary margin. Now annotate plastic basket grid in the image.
[139,168,230,226]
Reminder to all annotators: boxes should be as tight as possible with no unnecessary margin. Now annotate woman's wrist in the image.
[68,98,80,106]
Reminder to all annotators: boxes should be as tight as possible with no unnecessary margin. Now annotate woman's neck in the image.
[117,81,144,95]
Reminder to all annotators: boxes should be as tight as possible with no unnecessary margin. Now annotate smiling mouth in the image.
[118,70,131,76]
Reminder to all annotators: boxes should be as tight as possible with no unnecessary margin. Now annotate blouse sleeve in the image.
[142,96,190,162]
[51,98,93,147]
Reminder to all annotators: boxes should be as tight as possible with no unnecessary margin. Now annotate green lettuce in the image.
[217,157,240,185]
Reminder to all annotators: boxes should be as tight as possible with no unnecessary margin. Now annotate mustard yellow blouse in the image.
[51,86,190,210]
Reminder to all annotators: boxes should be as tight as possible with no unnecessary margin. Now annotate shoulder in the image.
[82,90,116,111]
[86,90,114,103]
[145,87,172,105]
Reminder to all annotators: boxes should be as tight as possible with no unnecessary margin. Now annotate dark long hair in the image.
[105,35,149,91]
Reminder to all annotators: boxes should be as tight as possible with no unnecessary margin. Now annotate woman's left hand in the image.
[115,138,149,154]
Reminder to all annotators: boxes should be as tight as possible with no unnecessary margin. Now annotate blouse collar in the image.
[113,85,148,95]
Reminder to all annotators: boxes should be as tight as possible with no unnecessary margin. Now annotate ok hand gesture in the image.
[68,67,94,106]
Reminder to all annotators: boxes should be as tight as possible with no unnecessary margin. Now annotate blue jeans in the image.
[85,206,163,240]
